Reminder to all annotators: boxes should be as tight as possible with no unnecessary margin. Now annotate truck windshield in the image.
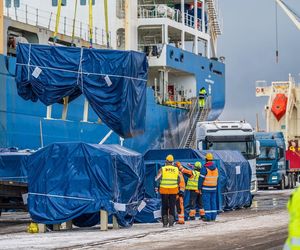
[258,146,276,160]
[206,141,256,160]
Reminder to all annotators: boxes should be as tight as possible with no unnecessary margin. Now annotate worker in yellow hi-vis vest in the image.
[284,187,300,250]
[198,87,207,109]
[155,155,180,227]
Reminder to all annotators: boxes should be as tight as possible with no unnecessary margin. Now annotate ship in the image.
[0,0,225,153]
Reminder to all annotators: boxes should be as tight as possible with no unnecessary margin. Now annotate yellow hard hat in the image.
[166,154,174,162]
[206,153,213,161]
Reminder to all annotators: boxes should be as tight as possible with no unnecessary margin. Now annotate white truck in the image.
[196,120,260,195]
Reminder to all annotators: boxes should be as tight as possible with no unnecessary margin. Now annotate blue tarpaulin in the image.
[26,143,145,227]
[16,44,148,138]
[0,149,30,183]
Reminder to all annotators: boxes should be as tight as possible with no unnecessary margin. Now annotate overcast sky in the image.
[218,0,300,130]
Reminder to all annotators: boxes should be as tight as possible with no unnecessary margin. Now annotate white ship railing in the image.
[138,4,203,32]
[4,3,111,46]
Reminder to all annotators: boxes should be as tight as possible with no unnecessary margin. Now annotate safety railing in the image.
[138,4,203,32]
[4,3,111,46]
[178,97,198,148]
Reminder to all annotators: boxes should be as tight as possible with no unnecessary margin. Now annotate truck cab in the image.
[255,132,290,189]
[196,121,259,195]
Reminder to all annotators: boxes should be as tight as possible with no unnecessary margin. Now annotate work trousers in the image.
[161,194,177,218]
[188,190,203,218]
[176,195,185,223]
[202,190,217,221]
[198,98,205,108]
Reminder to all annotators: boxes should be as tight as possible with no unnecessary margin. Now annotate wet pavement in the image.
[251,189,292,211]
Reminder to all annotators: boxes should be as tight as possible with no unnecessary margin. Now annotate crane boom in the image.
[276,0,300,30]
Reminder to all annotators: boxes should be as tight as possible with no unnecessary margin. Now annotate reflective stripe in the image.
[202,187,217,191]
[291,237,300,246]
[204,210,218,213]
[186,171,200,190]
[200,174,206,178]
[160,165,179,188]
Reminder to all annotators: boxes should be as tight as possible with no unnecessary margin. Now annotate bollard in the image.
[38,224,47,233]
[100,210,108,231]
[113,215,119,229]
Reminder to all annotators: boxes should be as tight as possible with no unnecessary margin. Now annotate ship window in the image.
[5,0,11,8]
[201,66,205,70]
[80,0,95,5]
[52,0,67,6]
[13,0,20,7]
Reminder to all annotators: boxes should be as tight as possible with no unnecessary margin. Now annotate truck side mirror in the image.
[256,140,261,156]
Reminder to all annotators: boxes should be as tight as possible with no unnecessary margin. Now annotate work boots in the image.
[168,215,175,227]
[162,215,168,227]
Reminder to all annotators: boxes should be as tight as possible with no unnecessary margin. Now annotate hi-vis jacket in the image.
[156,165,180,195]
[284,187,300,250]
[198,161,218,191]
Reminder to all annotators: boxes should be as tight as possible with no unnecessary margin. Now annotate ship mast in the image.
[0,0,3,54]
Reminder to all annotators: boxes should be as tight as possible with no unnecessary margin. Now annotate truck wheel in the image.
[279,177,285,190]
[288,174,293,189]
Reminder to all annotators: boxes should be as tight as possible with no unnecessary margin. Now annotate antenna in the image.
[275,1,279,63]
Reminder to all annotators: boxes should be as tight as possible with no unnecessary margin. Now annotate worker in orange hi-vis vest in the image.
[155,155,180,227]
[176,161,205,220]
[199,153,219,221]
[175,163,186,224]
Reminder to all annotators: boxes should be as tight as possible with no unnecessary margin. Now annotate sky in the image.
[218,0,300,130]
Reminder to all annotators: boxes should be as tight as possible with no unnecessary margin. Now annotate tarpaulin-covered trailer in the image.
[26,142,145,227]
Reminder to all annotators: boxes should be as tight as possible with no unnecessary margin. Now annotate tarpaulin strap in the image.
[16,63,147,82]
[77,47,84,91]
[222,189,250,195]
[89,0,93,47]
[28,192,95,201]
[54,0,62,43]
[27,43,32,80]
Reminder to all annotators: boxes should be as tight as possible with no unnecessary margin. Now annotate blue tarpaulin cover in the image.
[0,149,30,183]
[16,44,148,138]
[26,142,145,227]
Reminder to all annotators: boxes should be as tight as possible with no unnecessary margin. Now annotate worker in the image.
[177,161,204,220]
[155,154,180,227]
[283,187,300,250]
[199,153,219,221]
[198,87,207,109]
[175,162,186,224]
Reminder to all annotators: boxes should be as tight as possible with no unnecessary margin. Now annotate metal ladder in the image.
[183,97,211,148]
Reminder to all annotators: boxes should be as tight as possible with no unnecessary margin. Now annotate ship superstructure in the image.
[0,0,225,152]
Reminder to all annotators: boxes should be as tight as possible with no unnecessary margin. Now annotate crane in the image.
[276,0,300,30]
